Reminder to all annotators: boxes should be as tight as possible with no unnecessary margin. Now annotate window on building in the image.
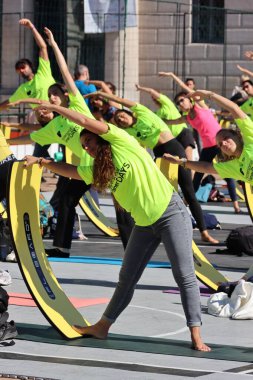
[192,0,225,44]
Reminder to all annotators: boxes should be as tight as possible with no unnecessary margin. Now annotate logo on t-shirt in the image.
[62,125,79,143]
[27,91,31,96]
[111,162,130,192]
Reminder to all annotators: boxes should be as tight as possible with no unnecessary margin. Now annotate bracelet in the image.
[180,158,187,169]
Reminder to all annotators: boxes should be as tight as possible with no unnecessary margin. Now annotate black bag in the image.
[226,226,253,256]
[0,286,9,313]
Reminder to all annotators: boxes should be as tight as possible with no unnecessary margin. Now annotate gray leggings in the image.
[103,192,201,327]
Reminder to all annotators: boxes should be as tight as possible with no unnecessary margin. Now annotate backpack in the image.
[226,226,253,256]
[191,211,221,230]
[203,212,221,230]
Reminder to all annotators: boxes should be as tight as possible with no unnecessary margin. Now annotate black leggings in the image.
[50,177,91,249]
[154,139,206,232]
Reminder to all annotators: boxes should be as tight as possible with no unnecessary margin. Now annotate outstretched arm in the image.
[135,84,161,100]
[237,64,253,79]
[158,72,192,94]
[189,90,246,119]
[165,115,187,125]
[44,27,77,95]
[0,97,47,112]
[90,91,136,109]
[158,72,208,109]
[19,18,48,61]
[163,153,217,174]
[34,102,108,135]
[85,80,120,108]
[24,156,82,180]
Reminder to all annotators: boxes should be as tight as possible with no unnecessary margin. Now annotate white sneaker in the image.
[5,251,17,263]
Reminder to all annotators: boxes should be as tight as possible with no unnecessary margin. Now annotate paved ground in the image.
[0,193,253,380]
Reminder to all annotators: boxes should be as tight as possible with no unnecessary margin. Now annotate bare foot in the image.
[190,326,211,352]
[192,341,212,352]
[201,231,219,244]
[72,319,111,339]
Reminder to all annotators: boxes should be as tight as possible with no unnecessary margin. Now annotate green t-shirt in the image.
[31,90,94,166]
[124,103,168,149]
[9,58,55,108]
[155,94,187,138]
[77,124,174,226]
[240,97,253,121]
[214,116,253,184]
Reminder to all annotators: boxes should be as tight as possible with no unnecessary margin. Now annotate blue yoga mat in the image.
[48,256,171,268]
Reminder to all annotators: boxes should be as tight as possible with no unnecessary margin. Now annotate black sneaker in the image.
[0,321,18,341]
[45,248,70,258]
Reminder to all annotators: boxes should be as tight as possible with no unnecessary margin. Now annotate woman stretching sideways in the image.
[163,90,253,188]
[23,102,211,352]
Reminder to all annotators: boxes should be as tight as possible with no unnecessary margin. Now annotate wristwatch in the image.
[180,158,188,168]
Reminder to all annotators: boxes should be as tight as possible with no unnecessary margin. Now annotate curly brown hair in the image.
[216,128,244,162]
[80,129,115,192]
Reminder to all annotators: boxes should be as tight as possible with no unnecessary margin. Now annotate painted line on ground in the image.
[130,305,188,337]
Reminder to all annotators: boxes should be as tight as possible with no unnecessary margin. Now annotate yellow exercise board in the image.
[7,161,89,339]
[244,183,253,222]
[156,157,228,291]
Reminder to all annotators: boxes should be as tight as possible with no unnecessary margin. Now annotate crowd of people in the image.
[1,17,253,349]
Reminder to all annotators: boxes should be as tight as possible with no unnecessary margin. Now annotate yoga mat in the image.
[163,286,212,297]
[15,323,253,362]
[48,256,172,268]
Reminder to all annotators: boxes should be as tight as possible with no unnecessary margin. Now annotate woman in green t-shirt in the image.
[162,90,253,186]
[93,91,218,244]
[135,84,195,161]
[24,103,211,352]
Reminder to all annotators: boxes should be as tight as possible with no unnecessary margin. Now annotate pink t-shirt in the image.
[186,105,221,148]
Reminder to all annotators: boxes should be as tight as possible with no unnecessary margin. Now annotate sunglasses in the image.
[176,98,186,106]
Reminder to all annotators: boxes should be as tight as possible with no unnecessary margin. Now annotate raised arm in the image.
[237,64,253,79]
[85,80,120,108]
[135,84,161,100]
[34,102,108,135]
[158,72,208,109]
[44,27,77,95]
[19,19,48,61]
[158,72,193,94]
[165,115,187,125]
[189,90,247,120]
[89,91,136,109]
[163,153,217,175]
[24,156,82,180]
